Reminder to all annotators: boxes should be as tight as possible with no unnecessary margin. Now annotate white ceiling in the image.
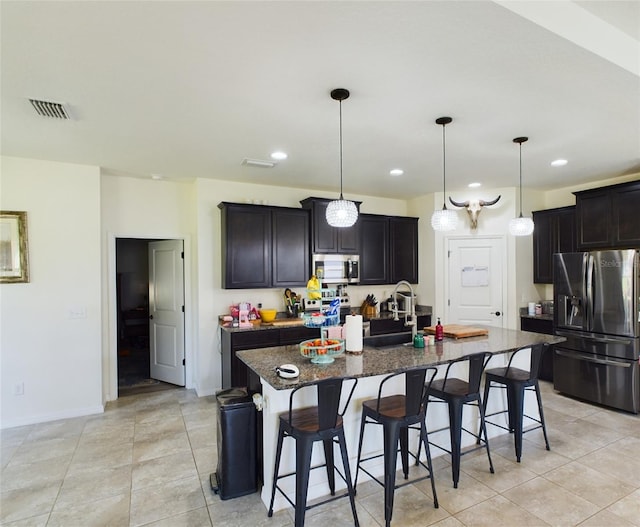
[2,1,639,200]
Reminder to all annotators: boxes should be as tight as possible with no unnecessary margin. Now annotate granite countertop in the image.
[237,327,565,390]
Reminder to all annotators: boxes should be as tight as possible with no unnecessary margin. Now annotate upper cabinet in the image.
[574,180,640,250]
[219,203,310,289]
[532,206,576,284]
[389,216,418,284]
[300,197,360,254]
[359,213,418,285]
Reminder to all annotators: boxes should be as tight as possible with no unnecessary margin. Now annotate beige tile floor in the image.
[1,382,639,526]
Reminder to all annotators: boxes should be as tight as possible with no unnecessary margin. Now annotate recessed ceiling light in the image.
[270,151,288,161]
[468,182,481,188]
[151,174,164,180]
[551,159,568,167]
[389,169,404,176]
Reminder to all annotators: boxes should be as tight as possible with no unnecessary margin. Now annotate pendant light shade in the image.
[326,88,358,228]
[431,116,458,232]
[508,136,534,236]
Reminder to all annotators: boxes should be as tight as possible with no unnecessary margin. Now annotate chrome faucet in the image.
[392,280,417,339]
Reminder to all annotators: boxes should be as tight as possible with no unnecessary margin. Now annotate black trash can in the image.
[210,388,258,500]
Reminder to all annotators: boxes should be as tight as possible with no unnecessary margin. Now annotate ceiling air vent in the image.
[241,158,276,168]
[29,98,71,119]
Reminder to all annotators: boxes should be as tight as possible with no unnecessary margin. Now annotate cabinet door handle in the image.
[149,315,153,320]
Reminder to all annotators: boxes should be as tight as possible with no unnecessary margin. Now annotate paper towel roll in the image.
[345,315,363,352]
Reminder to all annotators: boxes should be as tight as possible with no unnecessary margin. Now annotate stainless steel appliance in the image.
[553,250,639,413]
[312,254,359,284]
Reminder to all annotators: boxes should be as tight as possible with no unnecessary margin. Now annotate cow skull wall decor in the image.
[448,195,501,229]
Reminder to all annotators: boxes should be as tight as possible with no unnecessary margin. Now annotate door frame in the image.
[442,234,508,327]
[105,232,193,402]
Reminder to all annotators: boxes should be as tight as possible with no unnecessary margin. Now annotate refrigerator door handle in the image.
[555,349,631,368]
[554,329,632,345]
[586,253,594,331]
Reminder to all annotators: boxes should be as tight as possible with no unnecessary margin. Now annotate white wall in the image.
[3,153,635,427]
[100,174,196,401]
[1,157,103,428]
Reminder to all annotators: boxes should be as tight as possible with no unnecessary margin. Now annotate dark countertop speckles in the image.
[237,327,565,390]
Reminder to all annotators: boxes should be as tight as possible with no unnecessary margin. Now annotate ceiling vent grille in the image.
[241,158,276,168]
[29,98,71,119]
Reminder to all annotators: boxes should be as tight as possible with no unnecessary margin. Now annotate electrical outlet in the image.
[13,382,24,396]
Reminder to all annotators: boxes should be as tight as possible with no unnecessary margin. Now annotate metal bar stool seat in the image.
[268,376,359,527]
[425,352,495,488]
[355,367,439,527]
[482,344,550,462]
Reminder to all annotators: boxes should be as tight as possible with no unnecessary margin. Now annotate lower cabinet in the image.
[221,326,318,390]
[520,316,554,381]
[370,315,431,335]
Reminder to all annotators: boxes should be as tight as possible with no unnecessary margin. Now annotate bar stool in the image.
[482,344,550,462]
[425,352,494,488]
[267,376,359,527]
[355,367,439,527]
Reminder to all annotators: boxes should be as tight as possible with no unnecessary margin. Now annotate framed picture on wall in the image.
[0,211,29,283]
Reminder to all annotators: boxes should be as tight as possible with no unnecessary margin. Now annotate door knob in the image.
[490,311,501,316]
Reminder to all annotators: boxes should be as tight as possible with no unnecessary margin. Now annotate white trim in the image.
[1,405,104,429]
[105,232,193,402]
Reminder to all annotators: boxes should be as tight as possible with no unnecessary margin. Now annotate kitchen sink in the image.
[363,331,413,348]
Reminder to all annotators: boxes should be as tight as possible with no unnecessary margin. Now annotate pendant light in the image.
[508,136,535,236]
[326,88,358,228]
[431,116,458,231]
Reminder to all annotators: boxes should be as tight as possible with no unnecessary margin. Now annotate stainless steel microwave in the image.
[312,254,360,284]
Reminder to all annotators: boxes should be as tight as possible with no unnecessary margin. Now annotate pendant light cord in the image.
[442,122,447,210]
[518,141,523,218]
[339,98,344,200]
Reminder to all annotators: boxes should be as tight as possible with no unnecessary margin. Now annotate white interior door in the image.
[149,240,185,386]
[447,236,505,327]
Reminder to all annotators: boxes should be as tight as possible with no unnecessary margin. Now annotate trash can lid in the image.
[216,387,252,406]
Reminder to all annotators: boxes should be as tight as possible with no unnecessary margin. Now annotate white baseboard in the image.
[0,404,105,430]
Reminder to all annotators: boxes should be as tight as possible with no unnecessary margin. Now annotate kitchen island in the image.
[238,327,564,511]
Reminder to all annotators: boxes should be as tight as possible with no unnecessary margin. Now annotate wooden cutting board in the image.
[261,318,306,327]
[424,324,489,339]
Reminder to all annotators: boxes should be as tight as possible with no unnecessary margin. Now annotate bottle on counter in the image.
[435,317,444,341]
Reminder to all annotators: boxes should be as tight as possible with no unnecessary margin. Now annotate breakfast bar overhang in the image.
[238,327,565,512]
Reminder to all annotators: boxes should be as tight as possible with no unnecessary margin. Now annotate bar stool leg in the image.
[399,427,409,479]
[534,381,550,451]
[268,427,285,517]
[294,438,314,527]
[337,428,360,527]
[510,385,525,462]
[322,438,336,495]
[383,423,401,527]
[420,420,439,508]
[447,399,464,488]
[354,411,367,489]
[477,397,495,475]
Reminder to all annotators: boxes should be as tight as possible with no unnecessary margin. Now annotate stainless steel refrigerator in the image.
[553,249,639,413]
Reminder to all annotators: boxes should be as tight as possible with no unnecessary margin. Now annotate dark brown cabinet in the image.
[532,206,576,283]
[219,203,310,289]
[359,214,418,285]
[271,208,310,287]
[390,216,418,284]
[300,197,360,254]
[574,180,640,250]
[221,326,318,389]
[370,314,431,335]
[359,214,389,285]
